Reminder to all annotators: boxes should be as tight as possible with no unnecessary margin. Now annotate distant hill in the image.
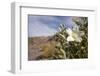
[28,36,56,60]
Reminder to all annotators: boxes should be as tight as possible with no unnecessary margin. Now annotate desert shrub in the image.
[54,17,88,59]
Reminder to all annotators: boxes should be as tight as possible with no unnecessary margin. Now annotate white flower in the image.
[67,36,75,41]
[66,28,74,41]
[66,28,84,42]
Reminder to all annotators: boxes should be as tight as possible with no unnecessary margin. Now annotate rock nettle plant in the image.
[53,17,88,59]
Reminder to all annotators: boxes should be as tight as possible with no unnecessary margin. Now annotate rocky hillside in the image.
[28,36,56,60]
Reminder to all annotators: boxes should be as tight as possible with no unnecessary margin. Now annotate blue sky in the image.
[28,15,76,37]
